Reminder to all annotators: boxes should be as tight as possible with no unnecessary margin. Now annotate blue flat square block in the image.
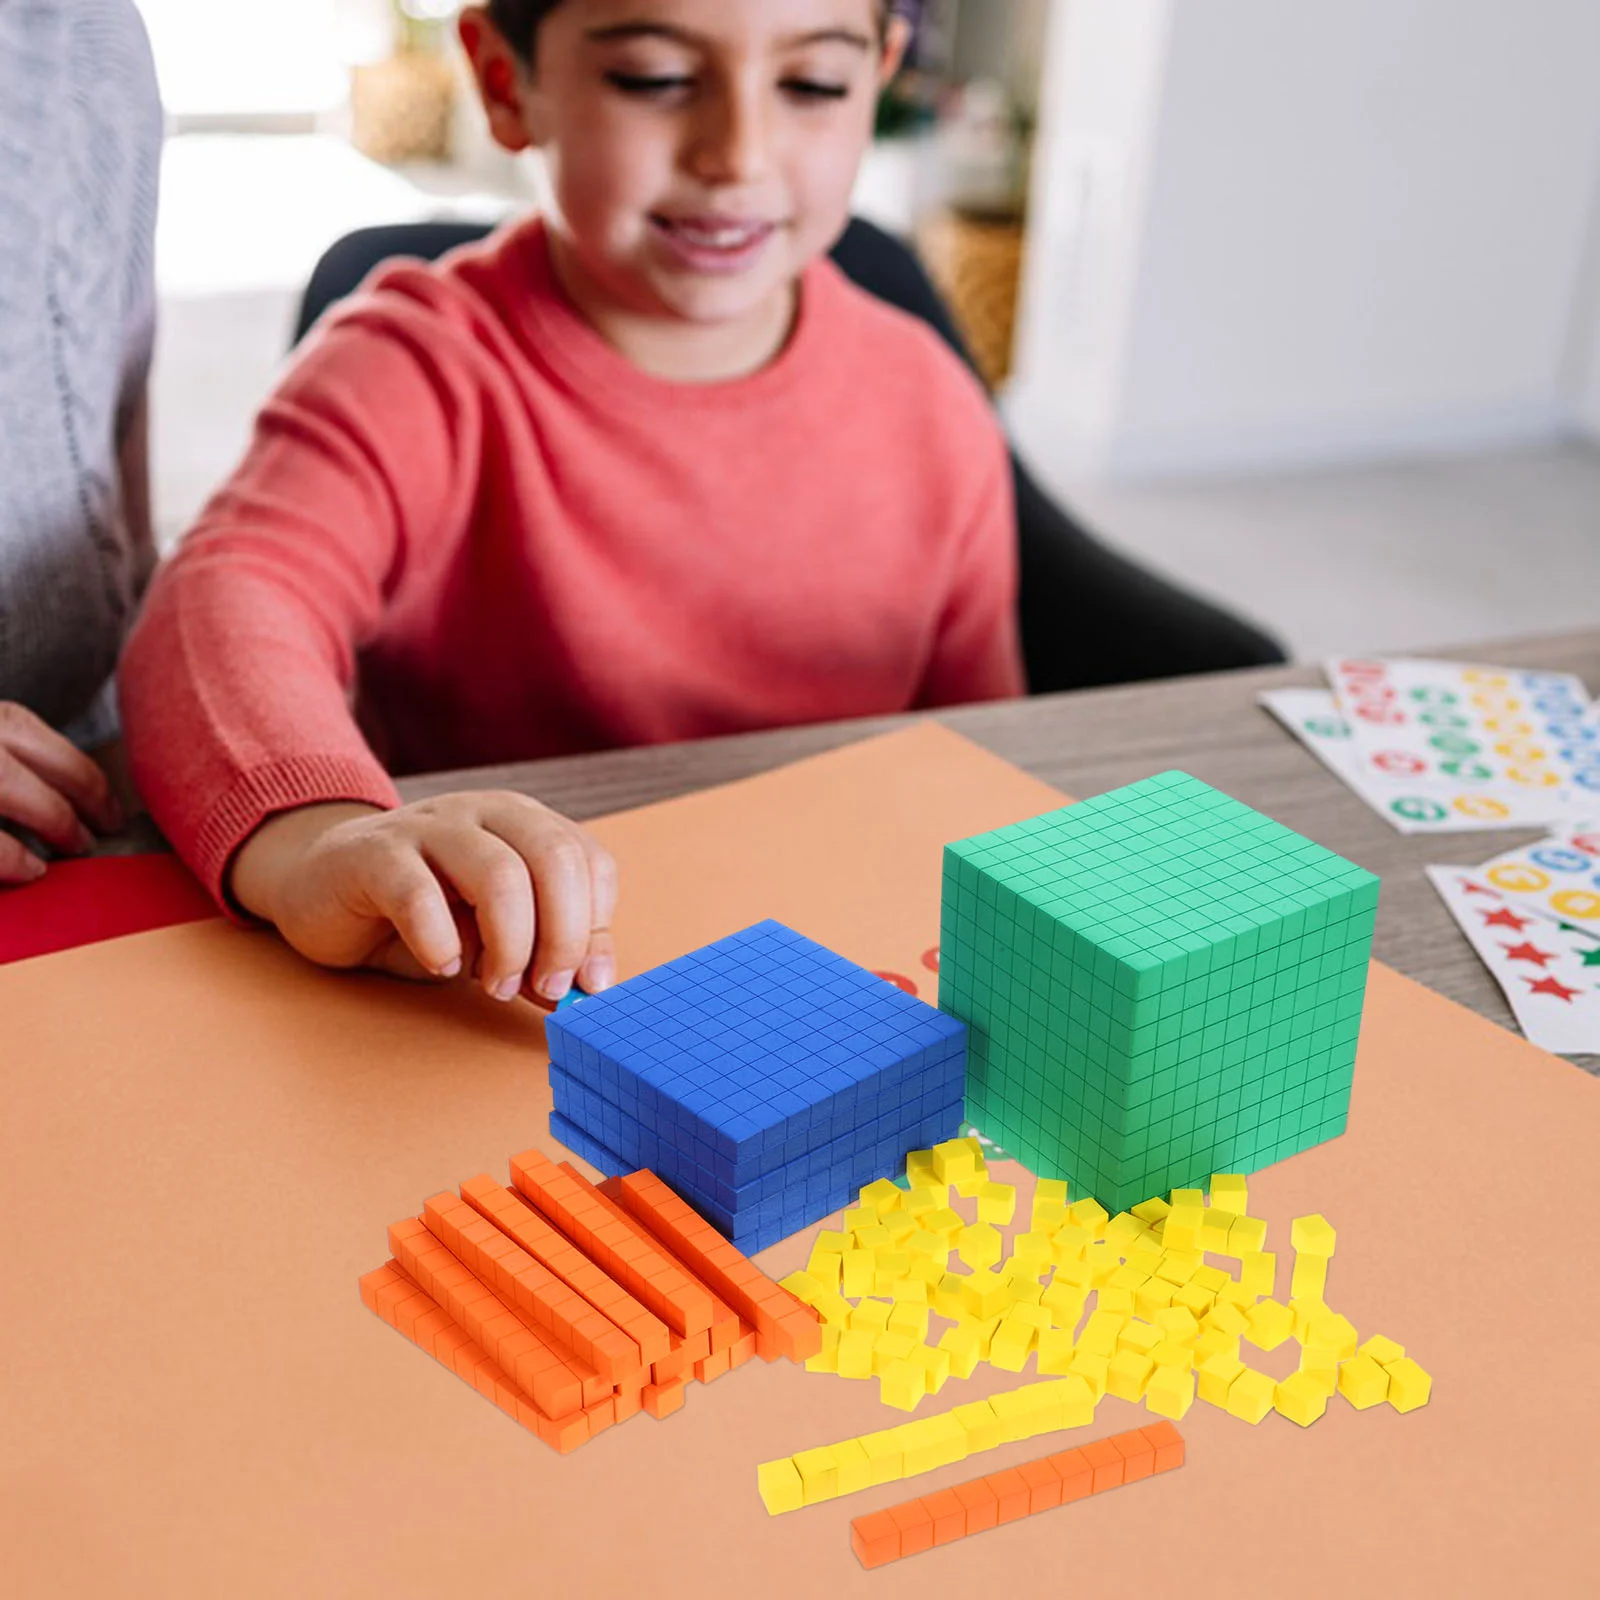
[545,920,968,1191]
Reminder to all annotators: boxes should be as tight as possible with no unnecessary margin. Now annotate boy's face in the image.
[463,0,906,332]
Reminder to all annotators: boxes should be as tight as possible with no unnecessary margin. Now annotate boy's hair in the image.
[488,1,895,65]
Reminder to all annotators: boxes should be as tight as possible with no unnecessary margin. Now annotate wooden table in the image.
[397,626,1600,1080]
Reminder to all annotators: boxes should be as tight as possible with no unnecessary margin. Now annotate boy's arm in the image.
[119,305,473,905]
[914,424,1026,709]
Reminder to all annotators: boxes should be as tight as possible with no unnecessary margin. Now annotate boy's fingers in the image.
[0,704,121,832]
[484,806,592,1001]
[0,830,48,885]
[577,836,618,993]
[0,751,96,856]
[421,831,535,1001]
[361,852,463,979]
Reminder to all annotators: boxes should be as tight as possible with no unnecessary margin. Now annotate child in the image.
[120,0,1023,1006]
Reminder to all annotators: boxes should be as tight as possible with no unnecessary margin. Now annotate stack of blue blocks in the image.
[545,920,968,1252]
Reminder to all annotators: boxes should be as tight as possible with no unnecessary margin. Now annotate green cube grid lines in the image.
[937,770,1379,1213]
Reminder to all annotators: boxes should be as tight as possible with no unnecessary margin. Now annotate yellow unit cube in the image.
[1338,1353,1390,1409]
[1360,1333,1406,1367]
[841,1248,875,1299]
[1163,1205,1205,1253]
[1042,1279,1088,1330]
[1145,1364,1195,1420]
[1385,1357,1433,1413]
[1010,1301,1052,1335]
[1012,1231,1055,1273]
[873,1250,910,1293]
[1131,1196,1172,1224]
[914,1343,952,1395]
[849,1298,892,1334]
[977,1181,1017,1225]
[1154,1305,1200,1344]
[905,1149,937,1184]
[889,1275,929,1307]
[1305,1311,1359,1360]
[905,1229,947,1266]
[957,1222,1003,1271]
[1170,1187,1205,1209]
[756,1457,805,1515]
[1226,1367,1276,1424]
[1004,1274,1045,1305]
[804,1251,843,1293]
[793,1446,839,1504]
[1154,1251,1200,1288]
[1054,1257,1094,1294]
[1086,1241,1124,1285]
[1106,1348,1155,1402]
[838,1324,876,1376]
[1239,1250,1277,1297]
[872,1331,917,1376]
[1215,1280,1259,1314]
[904,1185,944,1220]
[860,1177,903,1215]
[1097,1285,1136,1317]
[933,1271,967,1320]
[1149,1340,1195,1374]
[804,1323,840,1373]
[1052,1221,1092,1262]
[952,1399,1003,1454]
[815,1228,852,1255]
[1173,1282,1216,1320]
[1191,1263,1231,1293]
[879,1357,925,1412]
[1290,1214,1337,1257]
[1203,1300,1251,1338]
[843,1204,876,1234]
[926,1206,966,1241]
[931,1137,978,1185]
[1135,1278,1177,1319]
[896,1418,948,1475]
[1197,1350,1246,1407]
[1050,1372,1097,1427]
[1117,1319,1162,1355]
[1068,1348,1110,1399]
[1208,1174,1248,1214]
[1289,1296,1330,1343]
[1106,1262,1149,1293]
[888,1302,929,1343]
[1079,1309,1127,1358]
[1227,1215,1268,1256]
[813,1289,855,1328]
[987,1389,1039,1444]
[1290,1253,1328,1303]
[781,1269,827,1306]
[989,1315,1036,1372]
[1031,1177,1069,1231]
[911,1256,946,1289]
[1104,1211,1145,1248]
[1036,1326,1077,1375]
[884,1215,918,1247]
[1200,1211,1235,1254]
[1296,1345,1339,1396]
[972,1314,1005,1361]
[1192,1328,1238,1368]
[1274,1372,1329,1427]
[1069,1196,1110,1232]
[860,1430,905,1485]
[961,1267,1010,1320]
[1245,1298,1294,1351]
[938,1321,983,1380]
[854,1223,891,1252]
[831,1438,873,1496]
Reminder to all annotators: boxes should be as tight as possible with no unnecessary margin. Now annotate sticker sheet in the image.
[1325,658,1598,827]
[1426,866,1600,1054]
[1470,825,1600,933]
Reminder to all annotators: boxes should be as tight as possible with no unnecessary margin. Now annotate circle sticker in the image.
[1532,693,1581,716]
[1373,750,1427,776]
[1463,669,1509,686]
[874,971,919,995]
[920,946,941,973]
[1355,704,1406,726]
[1470,692,1522,713]
[1488,864,1551,894]
[1545,719,1598,743]
[1530,847,1591,874]
[1392,797,1448,823]
[1569,834,1600,857]
[1418,710,1472,730]
[1572,768,1600,792]
[1427,733,1481,757]
[1505,765,1561,788]
[1482,716,1535,736]
[1407,686,1459,707]
[1549,890,1600,920]
[1492,739,1547,763]
[1303,717,1350,739]
[1453,796,1511,820]
[1440,759,1496,782]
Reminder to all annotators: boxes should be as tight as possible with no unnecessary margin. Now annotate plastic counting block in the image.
[758,1458,804,1515]
[941,774,1377,1212]
[1197,1350,1246,1407]
[1226,1367,1276,1424]
[1360,1333,1405,1366]
[1144,1364,1195,1421]
[1245,1298,1294,1352]
[880,1358,924,1411]
[931,1138,979,1185]
[976,1182,1017,1225]
[846,1424,1186,1567]
[1385,1357,1433,1413]
[1226,1215,1268,1256]
[1338,1353,1390,1409]
[1291,1214,1338,1256]
[1209,1174,1248,1215]
[1290,1253,1329,1303]
[546,921,967,1250]
[1274,1371,1329,1427]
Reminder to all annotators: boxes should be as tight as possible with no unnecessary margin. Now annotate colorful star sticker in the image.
[1479,906,1532,930]
[1460,880,1499,896]
[1524,975,1582,1002]
[1501,940,1557,967]
[1580,946,1600,968]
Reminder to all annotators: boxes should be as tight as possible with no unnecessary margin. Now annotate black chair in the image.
[294,218,1285,694]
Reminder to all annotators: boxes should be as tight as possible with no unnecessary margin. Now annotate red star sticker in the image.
[1524,975,1582,1002]
[1460,880,1499,896]
[1480,906,1533,930]
[1500,940,1557,967]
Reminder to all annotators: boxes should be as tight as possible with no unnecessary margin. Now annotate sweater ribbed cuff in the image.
[193,754,403,920]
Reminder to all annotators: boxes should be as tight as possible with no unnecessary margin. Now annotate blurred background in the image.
[140,0,1600,661]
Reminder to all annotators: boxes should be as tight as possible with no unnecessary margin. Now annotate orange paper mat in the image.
[2,723,1597,1598]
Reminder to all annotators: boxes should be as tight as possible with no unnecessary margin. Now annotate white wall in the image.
[1008,0,1600,481]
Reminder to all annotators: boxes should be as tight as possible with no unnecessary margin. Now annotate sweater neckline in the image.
[506,214,835,411]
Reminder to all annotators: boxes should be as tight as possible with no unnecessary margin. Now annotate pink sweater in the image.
[120,216,1023,901]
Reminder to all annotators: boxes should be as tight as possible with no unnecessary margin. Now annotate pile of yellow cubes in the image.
[779,1137,1430,1429]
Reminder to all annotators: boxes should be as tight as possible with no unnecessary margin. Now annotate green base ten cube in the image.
[939,771,1378,1214]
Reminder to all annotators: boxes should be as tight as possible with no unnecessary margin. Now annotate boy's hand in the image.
[229,794,617,1003]
[0,702,125,883]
